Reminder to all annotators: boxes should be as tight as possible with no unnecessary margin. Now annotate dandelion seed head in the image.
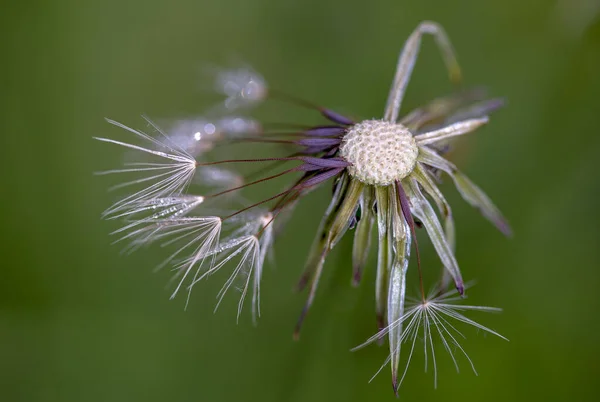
[340,120,418,185]
[96,21,512,396]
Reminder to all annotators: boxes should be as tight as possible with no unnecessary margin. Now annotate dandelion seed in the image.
[352,287,508,393]
[96,20,511,395]
[182,211,273,321]
[165,117,222,156]
[138,215,223,296]
[165,116,262,157]
[95,117,198,218]
[212,64,268,111]
[195,167,244,190]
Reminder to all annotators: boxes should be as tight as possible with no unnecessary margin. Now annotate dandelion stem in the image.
[244,159,288,182]
[257,189,301,237]
[222,188,294,221]
[268,88,322,111]
[206,168,298,198]
[268,89,354,125]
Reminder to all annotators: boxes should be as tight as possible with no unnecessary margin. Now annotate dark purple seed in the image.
[304,126,346,137]
[296,138,342,148]
[299,156,350,169]
[298,146,331,155]
[299,168,344,188]
[320,109,354,125]
[396,183,413,228]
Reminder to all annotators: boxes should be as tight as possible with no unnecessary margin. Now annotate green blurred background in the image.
[2,0,599,401]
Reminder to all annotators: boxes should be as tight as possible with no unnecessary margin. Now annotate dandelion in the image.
[96,21,511,395]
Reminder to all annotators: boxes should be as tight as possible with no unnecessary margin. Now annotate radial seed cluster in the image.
[95,21,511,397]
